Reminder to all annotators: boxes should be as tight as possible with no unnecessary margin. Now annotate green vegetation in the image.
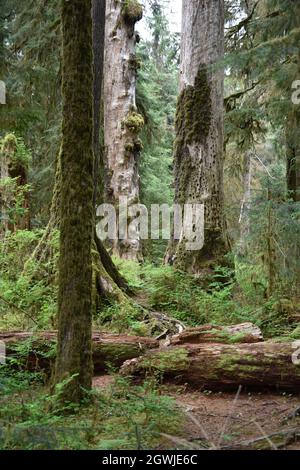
[0,234,298,339]
[1,0,300,451]
[0,367,182,450]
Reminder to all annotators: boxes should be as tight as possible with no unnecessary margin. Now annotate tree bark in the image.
[121,341,300,391]
[286,109,300,202]
[54,0,95,403]
[93,0,106,207]
[103,0,144,261]
[286,20,300,202]
[165,0,228,274]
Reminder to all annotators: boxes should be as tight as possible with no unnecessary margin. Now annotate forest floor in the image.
[93,375,300,450]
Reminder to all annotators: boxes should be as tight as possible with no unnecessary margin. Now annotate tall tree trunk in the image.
[20,0,132,338]
[286,33,300,290]
[237,150,252,257]
[54,0,95,403]
[103,0,144,261]
[286,111,300,202]
[93,0,106,207]
[165,0,228,274]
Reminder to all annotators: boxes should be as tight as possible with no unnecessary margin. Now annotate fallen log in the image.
[169,322,263,346]
[0,331,158,374]
[121,342,300,391]
[0,322,261,374]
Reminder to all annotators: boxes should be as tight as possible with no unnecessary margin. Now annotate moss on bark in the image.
[121,0,143,27]
[166,63,228,274]
[123,111,144,133]
[54,0,94,404]
[175,66,212,148]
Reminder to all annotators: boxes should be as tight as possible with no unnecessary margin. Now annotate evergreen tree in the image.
[0,0,61,224]
[165,0,229,274]
[225,0,300,295]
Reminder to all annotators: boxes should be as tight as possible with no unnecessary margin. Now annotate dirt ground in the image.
[93,375,300,450]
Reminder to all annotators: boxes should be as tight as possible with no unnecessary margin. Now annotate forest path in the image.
[93,375,300,450]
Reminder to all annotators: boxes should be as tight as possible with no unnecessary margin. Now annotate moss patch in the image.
[93,343,143,371]
[141,348,189,373]
[128,53,141,72]
[123,111,144,134]
[175,65,212,148]
[122,0,143,27]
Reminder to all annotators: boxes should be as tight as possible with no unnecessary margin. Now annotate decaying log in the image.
[169,322,263,346]
[0,331,158,374]
[121,342,300,391]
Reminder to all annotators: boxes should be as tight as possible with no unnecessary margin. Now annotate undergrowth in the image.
[115,259,299,339]
[0,366,182,450]
[0,229,299,339]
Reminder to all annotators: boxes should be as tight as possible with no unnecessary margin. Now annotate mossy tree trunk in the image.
[25,2,130,306]
[165,0,228,274]
[93,0,106,207]
[286,101,300,203]
[103,0,144,261]
[285,16,300,289]
[53,0,95,403]
[286,13,300,203]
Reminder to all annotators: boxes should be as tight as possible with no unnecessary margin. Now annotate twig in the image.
[283,406,300,423]
[217,385,242,448]
[272,236,287,259]
[220,427,300,450]
[160,433,205,451]
[253,153,276,179]
[186,411,217,450]
[0,294,39,325]
[252,420,278,450]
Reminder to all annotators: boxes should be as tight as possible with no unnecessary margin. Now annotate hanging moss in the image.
[121,0,143,27]
[175,65,212,148]
[123,111,144,133]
